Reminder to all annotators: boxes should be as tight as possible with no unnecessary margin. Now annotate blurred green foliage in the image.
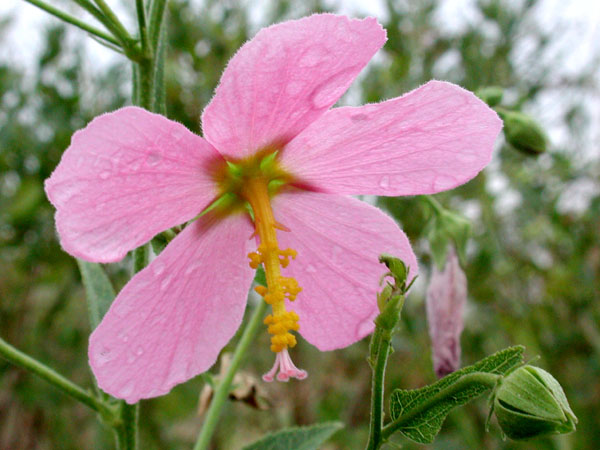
[1,0,598,449]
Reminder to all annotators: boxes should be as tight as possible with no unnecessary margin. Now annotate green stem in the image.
[148,0,167,50]
[135,0,150,55]
[91,0,132,43]
[380,372,500,442]
[193,300,269,450]
[23,0,121,47]
[365,327,392,450]
[421,194,445,215]
[0,337,109,415]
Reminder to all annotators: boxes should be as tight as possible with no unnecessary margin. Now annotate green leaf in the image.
[254,265,267,287]
[389,346,524,444]
[77,260,116,330]
[242,422,343,450]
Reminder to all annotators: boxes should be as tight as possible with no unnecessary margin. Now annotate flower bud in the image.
[499,110,548,155]
[476,86,504,107]
[493,365,577,440]
[426,246,467,378]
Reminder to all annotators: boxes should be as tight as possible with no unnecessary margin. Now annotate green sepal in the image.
[389,346,524,444]
[242,422,343,450]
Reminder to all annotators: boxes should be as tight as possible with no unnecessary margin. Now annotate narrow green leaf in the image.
[254,265,267,287]
[389,346,524,444]
[77,260,116,330]
[242,422,344,450]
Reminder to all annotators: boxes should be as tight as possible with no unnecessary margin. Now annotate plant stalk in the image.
[193,299,268,450]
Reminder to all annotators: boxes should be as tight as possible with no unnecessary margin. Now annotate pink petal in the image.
[280,81,502,196]
[45,107,223,263]
[88,212,254,403]
[201,14,386,159]
[272,192,418,351]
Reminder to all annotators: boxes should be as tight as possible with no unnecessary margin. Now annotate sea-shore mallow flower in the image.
[45,14,501,403]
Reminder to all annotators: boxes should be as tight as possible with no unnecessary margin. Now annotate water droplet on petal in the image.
[299,46,328,68]
[130,159,142,171]
[379,176,390,189]
[119,381,135,398]
[136,346,144,355]
[147,152,162,166]
[99,171,110,180]
[152,262,165,276]
[432,175,456,191]
[306,264,317,273]
[94,346,113,366]
[160,275,173,291]
[311,68,355,109]
[351,113,369,121]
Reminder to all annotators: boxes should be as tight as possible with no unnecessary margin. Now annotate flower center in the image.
[241,177,302,354]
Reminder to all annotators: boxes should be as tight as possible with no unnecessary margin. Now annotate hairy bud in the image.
[426,246,467,378]
[493,365,577,440]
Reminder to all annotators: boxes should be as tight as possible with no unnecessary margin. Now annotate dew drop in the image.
[299,46,327,68]
[99,171,110,180]
[306,264,317,273]
[152,262,165,276]
[147,152,162,166]
[136,346,144,356]
[432,175,456,191]
[311,69,354,109]
[351,113,369,121]
[379,176,390,189]
[119,381,135,398]
[94,346,113,366]
[160,275,173,291]
[130,159,142,171]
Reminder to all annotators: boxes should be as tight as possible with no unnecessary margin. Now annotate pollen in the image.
[242,176,303,356]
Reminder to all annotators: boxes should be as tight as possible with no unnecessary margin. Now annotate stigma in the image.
[241,176,307,382]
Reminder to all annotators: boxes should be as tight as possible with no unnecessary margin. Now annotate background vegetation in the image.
[1,0,598,448]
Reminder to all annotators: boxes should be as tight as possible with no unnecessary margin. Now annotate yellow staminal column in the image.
[242,177,307,381]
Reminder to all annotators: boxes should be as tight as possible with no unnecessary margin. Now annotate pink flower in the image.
[426,246,467,378]
[45,14,501,403]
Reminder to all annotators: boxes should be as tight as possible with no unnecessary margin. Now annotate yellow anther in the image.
[254,285,268,296]
[247,251,263,269]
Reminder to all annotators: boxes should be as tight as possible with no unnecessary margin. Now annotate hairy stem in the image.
[365,327,392,450]
[0,337,110,415]
[193,299,269,450]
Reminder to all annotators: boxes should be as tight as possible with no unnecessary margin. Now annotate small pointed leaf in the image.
[77,260,116,330]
